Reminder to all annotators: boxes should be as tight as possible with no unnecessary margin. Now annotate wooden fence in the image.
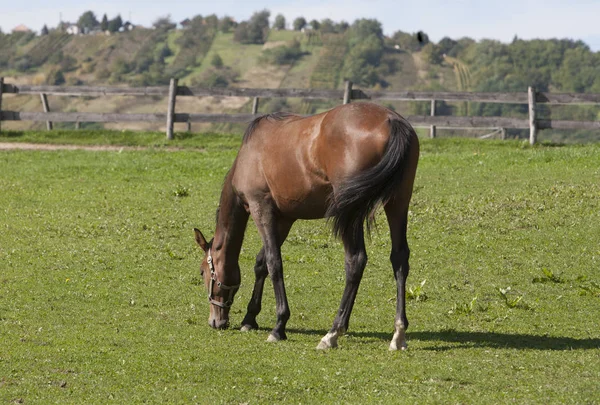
[1,77,599,144]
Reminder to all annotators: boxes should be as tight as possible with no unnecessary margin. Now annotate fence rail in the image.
[1,77,599,144]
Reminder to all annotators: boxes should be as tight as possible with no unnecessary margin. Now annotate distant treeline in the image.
[1,9,598,140]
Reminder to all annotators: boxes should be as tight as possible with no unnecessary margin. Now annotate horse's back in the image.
[232,103,414,219]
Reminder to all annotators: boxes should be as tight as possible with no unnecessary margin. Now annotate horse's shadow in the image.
[285,328,600,351]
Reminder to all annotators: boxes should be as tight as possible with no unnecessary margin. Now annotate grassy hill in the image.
[1,23,598,142]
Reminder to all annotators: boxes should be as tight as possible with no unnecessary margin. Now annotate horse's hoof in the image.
[316,333,338,350]
[266,334,279,343]
[240,324,256,332]
[389,341,408,351]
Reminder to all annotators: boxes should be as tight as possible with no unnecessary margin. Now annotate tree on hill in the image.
[108,15,123,33]
[274,14,286,30]
[342,19,385,87]
[421,43,443,65]
[100,14,108,31]
[309,20,320,30]
[350,19,383,42]
[234,10,270,44]
[552,47,600,93]
[293,17,307,31]
[337,21,349,32]
[205,14,219,29]
[77,11,98,32]
[152,15,176,31]
[389,30,426,51]
[233,22,249,42]
[219,16,236,33]
[438,37,458,56]
[40,25,49,36]
[320,19,335,34]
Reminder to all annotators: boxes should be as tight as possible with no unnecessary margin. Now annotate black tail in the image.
[326,117,416,242]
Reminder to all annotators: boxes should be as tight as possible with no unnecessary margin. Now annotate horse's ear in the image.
[194,228,209,252]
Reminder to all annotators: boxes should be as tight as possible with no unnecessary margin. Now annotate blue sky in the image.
[2,0,599,51]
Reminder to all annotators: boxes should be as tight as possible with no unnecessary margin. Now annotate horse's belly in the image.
[271,183,332,219]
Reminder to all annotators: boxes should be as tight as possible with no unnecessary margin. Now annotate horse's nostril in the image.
[215,319,229,329]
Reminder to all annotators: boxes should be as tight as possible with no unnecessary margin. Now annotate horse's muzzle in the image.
[209,318,229,329]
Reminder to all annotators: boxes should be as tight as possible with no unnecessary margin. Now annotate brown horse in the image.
[193,102,419,350]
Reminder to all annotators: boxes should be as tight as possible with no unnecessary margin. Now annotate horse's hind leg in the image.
[240,219,294,332]
[317,228,367,349]
[384,197,411,351]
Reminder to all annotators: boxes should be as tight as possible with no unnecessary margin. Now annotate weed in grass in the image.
[407,279,428,302]
[449,296,479,315]
[173,184,190,197]
[166,247,184,260]
[498,286,532,310]
[532,267,565,284]
[578,281,600,297]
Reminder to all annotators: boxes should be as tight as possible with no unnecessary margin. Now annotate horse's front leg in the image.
[249,205,294,342]
[241,248,267,331]
[317,228,367,349]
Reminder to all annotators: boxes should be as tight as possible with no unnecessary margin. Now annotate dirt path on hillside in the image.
[0,143,203,152]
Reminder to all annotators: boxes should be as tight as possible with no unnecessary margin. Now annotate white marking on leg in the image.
[389,320,407,351]
[316,331,339,350]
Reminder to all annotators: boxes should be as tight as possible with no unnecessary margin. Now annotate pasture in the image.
[1,131,599,404]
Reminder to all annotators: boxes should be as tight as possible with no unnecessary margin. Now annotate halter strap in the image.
[207,249,240,308]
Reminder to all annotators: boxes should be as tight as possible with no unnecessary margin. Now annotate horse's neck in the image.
[213,167,248,264]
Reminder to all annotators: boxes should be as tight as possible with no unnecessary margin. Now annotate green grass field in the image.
[1,132,599,404]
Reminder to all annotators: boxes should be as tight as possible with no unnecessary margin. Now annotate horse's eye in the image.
[200,268,204,276]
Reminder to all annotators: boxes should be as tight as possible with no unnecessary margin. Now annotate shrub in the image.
[66,76,83,86]
[192,67,238,88]
[260,40,304,65]
[14,56,33,72]
[154,44,173,62]
[421,43,443,65]
[95,67,111,81]
[46,68,66,85]
[211,53,224,68]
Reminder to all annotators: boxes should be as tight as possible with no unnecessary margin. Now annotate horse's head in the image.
[193,228,240,329]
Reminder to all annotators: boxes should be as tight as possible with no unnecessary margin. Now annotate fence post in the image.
[528,86,537,145]
[75,121,80,130]
[166,78,178,140]
[430,99,437,138]
[252,97,260,114]
[40,93,53,130]
[501,127,506,140]
[343,81,353,104]
[0,77,4,133]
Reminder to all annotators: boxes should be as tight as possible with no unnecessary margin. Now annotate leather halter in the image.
[206,249,240,309]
